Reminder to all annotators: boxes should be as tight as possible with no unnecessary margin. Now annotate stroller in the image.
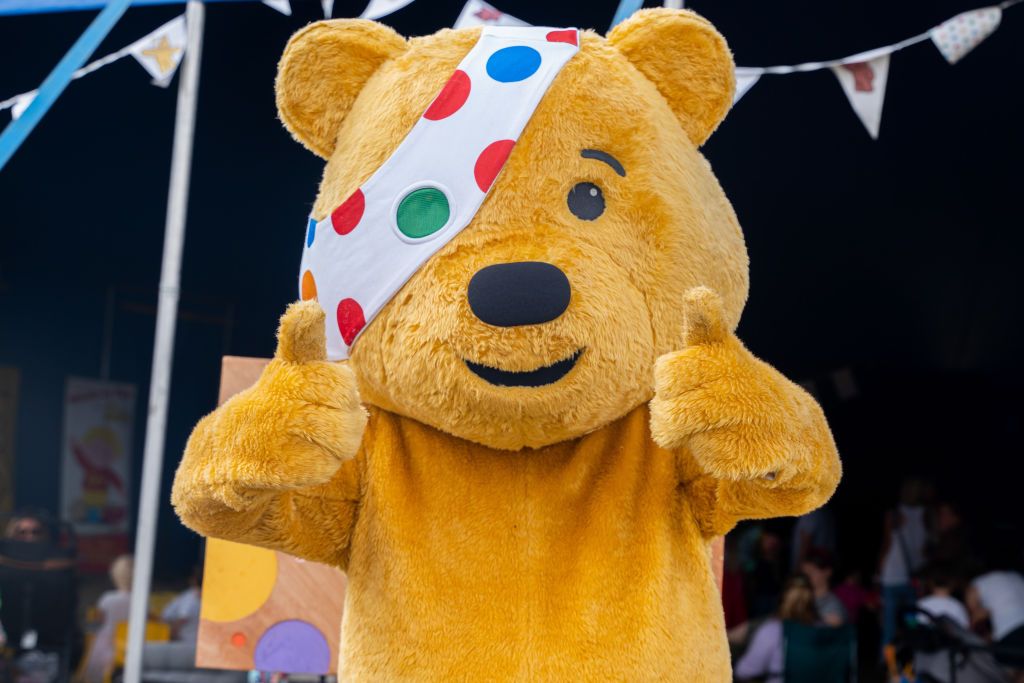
[0,513,79,683]
[895,606,1021,683]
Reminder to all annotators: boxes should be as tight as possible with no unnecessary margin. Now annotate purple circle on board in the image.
[253,620,331,674]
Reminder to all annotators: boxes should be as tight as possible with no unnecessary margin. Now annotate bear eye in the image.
[567,182,605,221]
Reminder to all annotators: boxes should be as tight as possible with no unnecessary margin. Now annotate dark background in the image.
[0,0,1021,578]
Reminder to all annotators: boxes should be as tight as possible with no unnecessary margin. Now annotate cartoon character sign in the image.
[174,10,841,680]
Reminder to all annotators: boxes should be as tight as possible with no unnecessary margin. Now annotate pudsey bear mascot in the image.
[173,9,841,681]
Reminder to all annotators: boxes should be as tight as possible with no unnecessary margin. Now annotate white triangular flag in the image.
[262,0,291,15]
[831,54,889,139]
[361,0,415,20]
[11,91,36,120]
[322,0,334,17]
[128,16,187,87]
[454,0,529,28]
[930,7,1001,64]
[733,71,760,104]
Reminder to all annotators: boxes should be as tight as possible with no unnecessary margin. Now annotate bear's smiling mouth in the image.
[465,349,583,387]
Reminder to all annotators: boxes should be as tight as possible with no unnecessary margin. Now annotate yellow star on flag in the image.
[142,36,181,74]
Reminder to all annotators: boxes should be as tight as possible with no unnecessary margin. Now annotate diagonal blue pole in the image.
[609,0,644,29]
[0,0,133,172]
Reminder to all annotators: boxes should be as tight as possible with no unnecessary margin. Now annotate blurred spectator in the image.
[927,500,978,581]
[160,565,202,643]
[800,549,847,626]
[966,559,1024,673]
[746,527,787,619]
[790,506,837,572]
[734,575,819,682]
[914,562,971,683]
[79,554,133,683]
[879,478,930,648]
[4,511,50,544]
[833,568,873,626]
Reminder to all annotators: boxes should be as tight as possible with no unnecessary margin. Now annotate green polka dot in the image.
[396,188,450,238]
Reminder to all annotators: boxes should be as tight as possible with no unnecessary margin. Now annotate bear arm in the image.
[676,377,842,538]
[171,408,365,569]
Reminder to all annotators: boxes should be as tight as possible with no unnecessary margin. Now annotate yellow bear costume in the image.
[172,9,841,681]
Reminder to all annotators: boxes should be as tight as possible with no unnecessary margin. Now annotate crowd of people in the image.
[724,479,1024,682]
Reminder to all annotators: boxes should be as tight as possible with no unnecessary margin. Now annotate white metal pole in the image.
[123,2,204,682]
[664,0,685,8]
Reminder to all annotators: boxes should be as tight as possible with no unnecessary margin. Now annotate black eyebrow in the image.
[581,149,626,177]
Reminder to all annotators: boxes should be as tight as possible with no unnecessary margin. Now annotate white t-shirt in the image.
[880,505,927,586]
[972,571,1024,640]
[161,587,201,643]
[917,594,969,627]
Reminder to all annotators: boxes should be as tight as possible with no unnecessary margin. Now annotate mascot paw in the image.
[194,301,367,508]
[650,287,792,482]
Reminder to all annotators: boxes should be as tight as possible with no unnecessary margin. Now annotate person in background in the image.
[160,565,202,643]
[966,553,1024,681]
[4,511,50,543]
[915,562,983,683]
[79,554,133,683]
[790,505,837,572]
[734,575,820,683]
[800,549,848,626]
[746,527,788,619]
[833,567,874,626]
[928,500,977,581]
[879,478,931,648]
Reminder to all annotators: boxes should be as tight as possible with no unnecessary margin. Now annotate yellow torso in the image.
[340,405,729,681]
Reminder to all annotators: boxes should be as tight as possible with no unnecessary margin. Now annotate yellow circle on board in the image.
[200,538,278,623]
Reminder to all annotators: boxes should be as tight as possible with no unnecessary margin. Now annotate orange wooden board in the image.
[197,357,346,674]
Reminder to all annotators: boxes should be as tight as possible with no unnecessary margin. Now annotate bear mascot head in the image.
[174,9,840,680]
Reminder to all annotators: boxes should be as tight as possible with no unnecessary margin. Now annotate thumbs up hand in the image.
[176,301,367,512]
[649,287,809,483]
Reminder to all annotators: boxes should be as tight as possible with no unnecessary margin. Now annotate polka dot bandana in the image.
[930,7,1002,65]
[299,26,579,360]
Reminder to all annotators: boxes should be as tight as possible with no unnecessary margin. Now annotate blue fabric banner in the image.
[0,0,133,170]
[609,0,643,29]
[0,0,248,16]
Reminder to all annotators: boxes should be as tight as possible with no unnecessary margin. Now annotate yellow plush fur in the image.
[173,9,841,681]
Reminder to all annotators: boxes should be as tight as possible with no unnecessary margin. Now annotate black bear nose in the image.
[467,262,571,327]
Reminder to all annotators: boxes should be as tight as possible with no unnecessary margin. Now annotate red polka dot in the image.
[337,298,366,346]
[230,632,247,647]
[423,70,471,121]
[331,189,364,235]
[300,270,317,301]
[474,139,516,192]
[546,29,578,46]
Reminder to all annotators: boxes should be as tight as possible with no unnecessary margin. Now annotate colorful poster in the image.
[0,366,18,513]
[61,378,135,571]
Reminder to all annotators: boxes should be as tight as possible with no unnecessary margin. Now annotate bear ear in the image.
[608,8,735,146]
[276,20,408,159]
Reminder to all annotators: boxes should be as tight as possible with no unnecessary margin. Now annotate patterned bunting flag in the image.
[831,54,890,139]
[733,72,760,104]
[128,15,187,87]
[454,0,528,29]
[361,0,416,20]
[930,7,1002,64]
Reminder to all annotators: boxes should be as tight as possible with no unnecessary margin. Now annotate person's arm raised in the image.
[171,301,368,567]
[649,287,841,537]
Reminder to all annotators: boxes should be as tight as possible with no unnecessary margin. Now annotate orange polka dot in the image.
[231,632,247,647]
[301,270,317,301]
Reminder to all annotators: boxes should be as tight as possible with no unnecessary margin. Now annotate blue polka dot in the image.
[306,217,316,247]
[486,46,541,83]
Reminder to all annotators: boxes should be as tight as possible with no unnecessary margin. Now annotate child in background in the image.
[915,563,970,683]
[79,554,133,683]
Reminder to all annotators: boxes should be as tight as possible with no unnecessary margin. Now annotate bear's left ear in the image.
[608,8,734,146]
[276,20,408,159]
